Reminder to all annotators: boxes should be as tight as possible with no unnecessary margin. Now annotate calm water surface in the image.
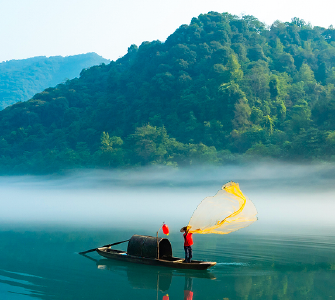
[1,165,335,299]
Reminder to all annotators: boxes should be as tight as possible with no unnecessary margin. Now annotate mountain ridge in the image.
[0,12,335,174]
[0,52,109,109]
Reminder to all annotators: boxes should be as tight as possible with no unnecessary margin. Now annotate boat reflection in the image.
[82,254,216,299]
[96,258,173,291]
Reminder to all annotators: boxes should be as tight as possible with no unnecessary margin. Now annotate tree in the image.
[247,45,266,61]
[95,132,124,167]
[226,54,243,82]
[218,82,248,129]
[295,63,315,83]
[129,125,169,165]
[288,100,312,133]
[291,17,306,28]
[269,76,279,99]
[233,98,252,130]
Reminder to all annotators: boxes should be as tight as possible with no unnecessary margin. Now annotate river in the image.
[1,163,334,299]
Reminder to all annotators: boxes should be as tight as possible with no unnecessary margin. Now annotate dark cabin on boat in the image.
[127,234,172,259]
[93,234,216,270]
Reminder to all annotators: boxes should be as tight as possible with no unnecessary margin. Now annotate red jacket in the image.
[183,232,193,246]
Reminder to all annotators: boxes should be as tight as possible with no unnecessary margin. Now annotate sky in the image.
[0,0,334,63]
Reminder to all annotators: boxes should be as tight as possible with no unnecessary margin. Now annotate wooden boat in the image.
[96,247,216,270]
[95,234,216,270]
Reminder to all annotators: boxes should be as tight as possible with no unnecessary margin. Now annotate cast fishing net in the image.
[188,181,257,234]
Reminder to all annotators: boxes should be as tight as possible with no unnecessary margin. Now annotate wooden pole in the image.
[79,239,130,255]
[157,229,160,259]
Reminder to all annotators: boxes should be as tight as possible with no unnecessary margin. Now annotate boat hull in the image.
[96,247,216,270]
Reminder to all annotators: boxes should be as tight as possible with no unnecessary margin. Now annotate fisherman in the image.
[180,226,193,263]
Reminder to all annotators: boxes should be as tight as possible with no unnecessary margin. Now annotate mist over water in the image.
[1,162,335,234]
[0,164,335,232]
[1,162,335,299]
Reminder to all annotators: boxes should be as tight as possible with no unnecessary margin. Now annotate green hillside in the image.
[0,53,109,109]
[1,12,335,174]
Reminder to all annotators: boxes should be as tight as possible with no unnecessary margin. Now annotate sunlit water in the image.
[1,163,335,299]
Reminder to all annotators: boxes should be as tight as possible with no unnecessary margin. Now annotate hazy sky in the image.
[0,0,334,63]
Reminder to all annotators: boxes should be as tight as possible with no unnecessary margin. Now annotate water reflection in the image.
[184,276,193,300]
[81,255,216,299]
[0,228,335,299]
[97,258,173,292]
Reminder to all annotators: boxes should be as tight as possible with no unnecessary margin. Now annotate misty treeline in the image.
[0,53,109,109]
[1,12,335,174]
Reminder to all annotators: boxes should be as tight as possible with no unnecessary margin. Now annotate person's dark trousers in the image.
[184,246,192,262]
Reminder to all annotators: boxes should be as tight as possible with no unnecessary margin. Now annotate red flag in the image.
[162,223,169,235]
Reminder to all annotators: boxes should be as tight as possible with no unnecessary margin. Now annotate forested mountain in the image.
[1,12,335,174]
[0,53,109,109]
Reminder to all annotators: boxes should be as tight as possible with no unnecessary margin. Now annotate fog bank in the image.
[1,162,335,234]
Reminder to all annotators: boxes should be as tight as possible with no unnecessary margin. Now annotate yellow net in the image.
[188,181,258,234]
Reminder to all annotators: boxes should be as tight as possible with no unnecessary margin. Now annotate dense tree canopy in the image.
[1,12,335,174]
